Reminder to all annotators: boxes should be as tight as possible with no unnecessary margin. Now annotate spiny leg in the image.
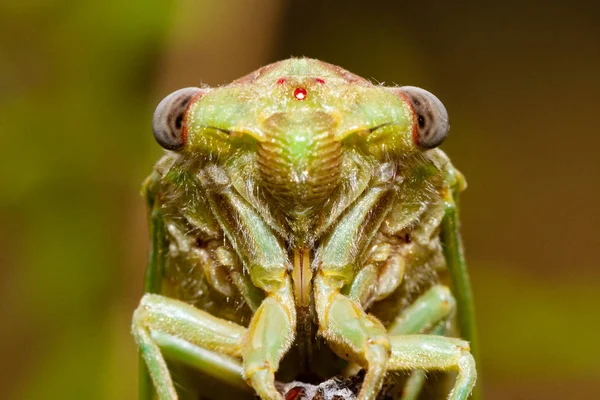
[152,331,248,392]
[315,272,390,400]
[242,277,295,400]
[137,276,296,400]
[347,278,458,399]
[199,166,297,400]
[397,324,446,400]
[349,228,470,399]
[140,169,168,400]
[440,162,478,360]
[314,185,397,400]
[387,285,456,400]
[139,164,248,399]
[388,335,476,400]
[344,226,457,398]
[132,294,248,400]
[387,284,456,336]
[440,161,480,400]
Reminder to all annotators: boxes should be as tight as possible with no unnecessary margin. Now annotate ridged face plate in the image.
[257,110,342,215]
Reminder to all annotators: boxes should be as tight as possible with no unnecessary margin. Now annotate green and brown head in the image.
[152,58,449,232]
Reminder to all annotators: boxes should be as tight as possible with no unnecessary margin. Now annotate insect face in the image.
[138,59,478,400]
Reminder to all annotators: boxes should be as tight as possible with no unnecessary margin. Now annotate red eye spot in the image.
[315,78,325,84]
[276,78,285,84]
[293,87,307,100]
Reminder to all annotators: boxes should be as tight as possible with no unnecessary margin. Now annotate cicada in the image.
[132,58,478,400]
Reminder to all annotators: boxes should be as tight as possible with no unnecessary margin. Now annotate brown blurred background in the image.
[1,0,599,399]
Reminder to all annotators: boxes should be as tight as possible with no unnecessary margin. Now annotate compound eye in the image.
[398,86,449,149]
[152,87,203,150]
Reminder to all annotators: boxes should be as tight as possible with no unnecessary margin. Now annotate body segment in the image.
[133,58,478,400]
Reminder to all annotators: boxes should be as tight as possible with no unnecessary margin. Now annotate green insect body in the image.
[133,58,478,400]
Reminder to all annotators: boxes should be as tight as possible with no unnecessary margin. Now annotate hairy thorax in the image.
[154,146,450,379]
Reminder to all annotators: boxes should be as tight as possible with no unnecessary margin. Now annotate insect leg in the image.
[345,283,457,399]
[200,168,296,400]
[314,272,390,400]
[132,294,249,400]
[387,334,476,400]
[314,186,395,400]
[140,170,168,400]
[440,162,481,400]
[398,323,446,400]
[242,278,295,400]
[440,164,478,356]
[387,285,456,400]
[346,263,379,306]
[345,245,405,309]
[387,284,456,336]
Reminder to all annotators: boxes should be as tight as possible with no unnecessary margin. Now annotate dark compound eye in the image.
[152,87,203,150]
[398,86,449,149]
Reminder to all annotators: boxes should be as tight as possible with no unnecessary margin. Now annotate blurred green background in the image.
[1,0,599,399]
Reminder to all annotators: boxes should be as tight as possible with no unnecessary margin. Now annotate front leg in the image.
[200,166,296,400]
[314,272,390,400]
[314,181,476,400]
[243,277,295,400]
[314,186,396,400]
